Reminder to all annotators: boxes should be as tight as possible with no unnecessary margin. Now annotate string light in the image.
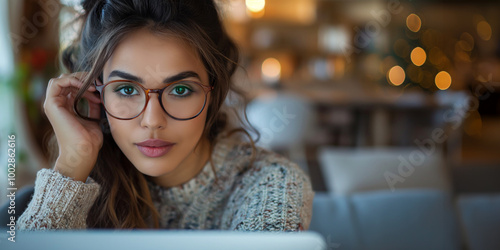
[411,47,427,66]
[387,66,405,86]
[477,21,492,41]
[406,14,422,32]
[435,71,452,90]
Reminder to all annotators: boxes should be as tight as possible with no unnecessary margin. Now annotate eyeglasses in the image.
[75,79,213,121]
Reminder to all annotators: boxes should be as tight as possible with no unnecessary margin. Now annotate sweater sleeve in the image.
[229,162,315,232]
[16,168,100,230]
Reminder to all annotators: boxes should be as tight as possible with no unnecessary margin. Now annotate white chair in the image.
[246,92,315,174]
[318,147,452,195]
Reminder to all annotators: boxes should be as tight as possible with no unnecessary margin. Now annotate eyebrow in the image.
[107,70,201,84]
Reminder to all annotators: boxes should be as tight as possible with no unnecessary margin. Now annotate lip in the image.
[135,139,175,158]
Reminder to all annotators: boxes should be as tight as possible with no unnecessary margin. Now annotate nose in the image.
[140,93,167,130]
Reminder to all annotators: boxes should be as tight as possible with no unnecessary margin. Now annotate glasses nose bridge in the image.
[143,88,165,113]
[148,89,163,94]
[145,88,164,102]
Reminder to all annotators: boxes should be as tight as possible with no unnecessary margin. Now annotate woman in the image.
[17,0,313,231]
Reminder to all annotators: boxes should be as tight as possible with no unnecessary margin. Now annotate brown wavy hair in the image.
[46,0,258,229]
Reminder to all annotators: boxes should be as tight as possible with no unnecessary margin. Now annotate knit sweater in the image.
[17,137,314,231]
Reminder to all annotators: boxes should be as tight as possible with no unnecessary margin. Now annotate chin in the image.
[128,156,176,177]
[135,165,176,177]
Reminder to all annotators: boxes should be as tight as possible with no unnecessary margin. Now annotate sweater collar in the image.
[146,136,233,205]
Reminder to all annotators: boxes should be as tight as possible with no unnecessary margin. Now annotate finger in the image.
[65,91,76,110]
[46,77,88,99]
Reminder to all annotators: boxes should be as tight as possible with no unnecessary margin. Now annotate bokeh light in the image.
[476,21,492,41]
[455,51,471,63]
[406,14,422,32]
[387,66,405,86]
[429,47,451,69]
[459,32,474,51]
[246,0,265,13]
[435,71,452,90]
[262,57,281,83]
[411,47,427,66]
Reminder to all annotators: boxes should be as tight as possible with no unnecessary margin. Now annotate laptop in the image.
[1,229,326,250]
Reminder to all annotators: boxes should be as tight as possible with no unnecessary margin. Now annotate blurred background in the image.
[0,0,499,249]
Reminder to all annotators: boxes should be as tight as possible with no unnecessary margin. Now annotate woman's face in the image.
[103,29,211,186]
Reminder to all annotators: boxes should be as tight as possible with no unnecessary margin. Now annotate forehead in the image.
[103,28,207,83]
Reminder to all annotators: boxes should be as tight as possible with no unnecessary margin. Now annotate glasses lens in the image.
[162,81,207,119]
[102,81,146,119]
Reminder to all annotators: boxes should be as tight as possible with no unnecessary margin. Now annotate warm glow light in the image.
[435,71,452,90]
[459,32,474,51]
[262,57,281,83]
[406,14,422,32]
[429,47,451,68]
[477,21,492,41]
[455,51,471,62]
[388,66,405,86]
[246,0,265,13]
[411,47,427,66]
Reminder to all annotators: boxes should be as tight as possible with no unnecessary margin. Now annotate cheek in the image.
[107,117,133,145]
[170,114,207,141]
[171,95,211,140]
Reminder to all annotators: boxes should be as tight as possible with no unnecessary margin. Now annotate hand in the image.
[43,72,103,182]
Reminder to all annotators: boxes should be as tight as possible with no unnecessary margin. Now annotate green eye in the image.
[170,85,192,97]
[122,87,135,95]
[175,86,187,95]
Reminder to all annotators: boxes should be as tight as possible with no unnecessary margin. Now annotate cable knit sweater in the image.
[17,137,314,231]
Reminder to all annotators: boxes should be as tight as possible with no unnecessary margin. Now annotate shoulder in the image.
[243,145,311,190]
[217,138,314,231]
[215,136,311,186]
[215,136,308,179]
